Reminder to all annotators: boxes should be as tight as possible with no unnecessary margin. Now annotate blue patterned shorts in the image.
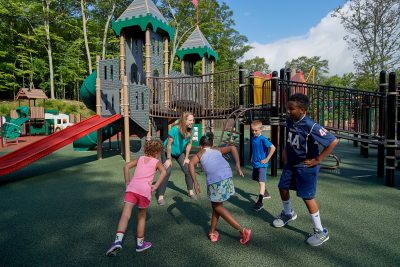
[207,177,235,202]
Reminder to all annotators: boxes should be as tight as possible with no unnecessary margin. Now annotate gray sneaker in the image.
[306,228,329,246]
[272,210,298,227]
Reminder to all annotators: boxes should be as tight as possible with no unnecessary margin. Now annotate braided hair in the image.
[200,132,214,147]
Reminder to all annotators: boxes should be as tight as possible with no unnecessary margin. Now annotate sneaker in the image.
[253,202,264,211]
[306,228,330,246]
[239,228,251,244]
[208,231,219,243]
[157,198,165,206]
[272,210,298,228]
[136,241,152,252]
[263,190,271,199]
[106,241,122,257]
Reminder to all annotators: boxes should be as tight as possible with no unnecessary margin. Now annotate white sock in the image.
[310,211,323,231]
[115,232,124,243]
[137,237,144,246]
[283,200,292,215]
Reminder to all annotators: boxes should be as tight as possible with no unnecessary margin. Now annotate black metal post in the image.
[279,69,285,168]
[361,95,369,158]
[160,118,169,141]
[397,73,400,170]
[377,71,386,177]
[386,72,396,187]
[286,68,292,100]
[239,65,245,107]
[239,65,245,165]
[249,72,254,158]
[270,71,279,177]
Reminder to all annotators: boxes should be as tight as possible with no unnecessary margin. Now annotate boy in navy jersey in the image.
[251,120,276,211]
[273,93,338,246]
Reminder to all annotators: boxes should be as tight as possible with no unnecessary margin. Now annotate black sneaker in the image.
[263,190,271,199]
[253,202,264,211]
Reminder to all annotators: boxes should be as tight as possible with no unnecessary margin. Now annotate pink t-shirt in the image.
[126,156,159,201]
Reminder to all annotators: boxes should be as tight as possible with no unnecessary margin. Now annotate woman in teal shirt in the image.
[157,111,196,205]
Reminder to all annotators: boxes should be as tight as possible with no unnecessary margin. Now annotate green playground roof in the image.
[176,26,219,61]
[112,0,174,40]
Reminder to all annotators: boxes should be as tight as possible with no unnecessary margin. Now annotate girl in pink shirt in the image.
[106,140,166,256]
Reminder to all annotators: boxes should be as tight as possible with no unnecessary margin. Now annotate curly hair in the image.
[288,93,310,110]
[144,139,164,158]
[200,132,214,147]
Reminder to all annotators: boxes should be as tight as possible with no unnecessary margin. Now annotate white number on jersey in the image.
[319,127,328,137]
[287,131,300,149]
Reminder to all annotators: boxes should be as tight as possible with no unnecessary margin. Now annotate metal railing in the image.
[279,80,385,144]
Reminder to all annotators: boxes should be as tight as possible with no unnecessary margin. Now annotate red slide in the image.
[0,114,121,176]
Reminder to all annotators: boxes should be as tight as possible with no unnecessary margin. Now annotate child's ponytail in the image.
[200,132,214,147]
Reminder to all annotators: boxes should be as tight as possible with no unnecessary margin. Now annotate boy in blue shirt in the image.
[273,93,338,246]
[251,120,276,211]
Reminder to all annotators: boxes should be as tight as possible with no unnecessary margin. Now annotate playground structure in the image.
[0,0,398,189]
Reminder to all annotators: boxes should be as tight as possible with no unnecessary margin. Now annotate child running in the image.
[189,133,251,244]
[106,140,167,256]
[250,120,276,211]
[273,93,338,246]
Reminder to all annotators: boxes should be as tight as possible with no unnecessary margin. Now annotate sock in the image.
[310,211,323,231]
[257,194,263,203]
[115,231,124,243]
[283,200,292,215]
[137,237,144,246]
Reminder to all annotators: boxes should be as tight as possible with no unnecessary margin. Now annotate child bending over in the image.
[189,133,251,244]
[106,140,167,256]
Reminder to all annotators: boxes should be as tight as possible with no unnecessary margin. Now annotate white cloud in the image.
[243,5,355,76]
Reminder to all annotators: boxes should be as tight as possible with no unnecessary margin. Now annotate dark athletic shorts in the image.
[252,167,267,182]
[278,164,320,199]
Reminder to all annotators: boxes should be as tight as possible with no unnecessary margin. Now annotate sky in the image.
[220,0,354,76]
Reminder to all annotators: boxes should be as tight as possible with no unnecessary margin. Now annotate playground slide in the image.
[73,70,120,151]
[2,106,30,142]
[0,114,121,176]
[2,117,29,141]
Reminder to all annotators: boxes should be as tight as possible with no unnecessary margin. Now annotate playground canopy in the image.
[16,88,48,100]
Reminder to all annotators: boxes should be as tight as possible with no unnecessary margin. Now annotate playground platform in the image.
[0,140,399,266]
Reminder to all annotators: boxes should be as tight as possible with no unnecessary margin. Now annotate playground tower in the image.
[176,25,218,77]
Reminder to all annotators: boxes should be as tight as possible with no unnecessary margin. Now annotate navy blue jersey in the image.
[251,135,273,168]
[286,115,336,166]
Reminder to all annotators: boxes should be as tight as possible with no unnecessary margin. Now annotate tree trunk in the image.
[102,1,116,59]
[43,0,55,99]
[169,27,178,71]
[81,0,92,74]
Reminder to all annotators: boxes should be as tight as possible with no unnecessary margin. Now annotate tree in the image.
[81,0,93,74]
[157,0,251,72]
[320,73,356,88]
[42,0,56,99]
[285,56,329,83]
[240,56,271,74]
[333,0,400,87]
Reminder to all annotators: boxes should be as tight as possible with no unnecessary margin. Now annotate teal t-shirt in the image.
[164,125,191,157]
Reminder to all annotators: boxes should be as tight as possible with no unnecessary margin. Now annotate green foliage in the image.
[0,99,94,117]
[240,56,271,74]
[157,0,251,72]
[285,56,329,83]
[320,73,356,88]
[333,0,400,87]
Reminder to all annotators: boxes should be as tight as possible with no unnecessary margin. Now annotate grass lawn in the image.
[0,139,399,266]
